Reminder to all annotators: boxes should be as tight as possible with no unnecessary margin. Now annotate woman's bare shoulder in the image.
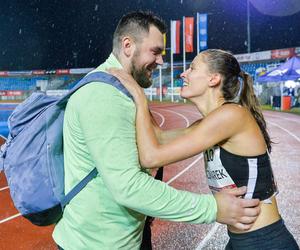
[211,103,250,122]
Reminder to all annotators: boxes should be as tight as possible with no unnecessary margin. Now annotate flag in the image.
[171,20,180,54]
[162,34,166,55]
[197,13,208,52]
[184,17,194,53]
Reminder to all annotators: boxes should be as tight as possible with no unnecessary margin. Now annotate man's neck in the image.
[112,51,131,74]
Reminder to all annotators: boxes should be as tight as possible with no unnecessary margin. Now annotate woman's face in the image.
[180,55,212,99]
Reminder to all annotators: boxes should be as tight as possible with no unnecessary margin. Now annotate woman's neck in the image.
[191,92,225,117]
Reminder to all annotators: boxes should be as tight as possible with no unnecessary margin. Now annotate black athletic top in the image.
[204,146,277,200]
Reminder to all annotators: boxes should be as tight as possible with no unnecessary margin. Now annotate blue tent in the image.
[256,56,300,110]
[257,56,300,82]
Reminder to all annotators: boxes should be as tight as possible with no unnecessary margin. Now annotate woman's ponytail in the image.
[239,71,272,152]
[201,49,272,152]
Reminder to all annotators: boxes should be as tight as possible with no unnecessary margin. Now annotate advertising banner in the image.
[171,20,181,54]
[184,17,194,53]
[197,13,208,51]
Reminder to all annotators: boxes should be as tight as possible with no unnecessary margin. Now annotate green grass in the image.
[261,105,300,115]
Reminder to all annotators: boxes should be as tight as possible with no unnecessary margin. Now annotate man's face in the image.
[130,26,164,88]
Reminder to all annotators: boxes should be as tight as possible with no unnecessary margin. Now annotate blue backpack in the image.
[0,72,132,226]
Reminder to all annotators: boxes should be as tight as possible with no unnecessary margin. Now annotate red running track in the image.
[0,103,299,249]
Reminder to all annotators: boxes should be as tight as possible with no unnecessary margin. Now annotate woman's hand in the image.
[107,68,146,104]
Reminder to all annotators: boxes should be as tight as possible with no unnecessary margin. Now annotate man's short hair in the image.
[113,11,166,53]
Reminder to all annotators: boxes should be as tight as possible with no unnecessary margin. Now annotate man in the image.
[53,11,260,249]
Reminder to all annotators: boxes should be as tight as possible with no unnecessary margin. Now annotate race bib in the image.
[204,146,236,193]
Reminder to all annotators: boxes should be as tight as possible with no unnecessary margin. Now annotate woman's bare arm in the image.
[108,68,244,168]
[155,118,202,144]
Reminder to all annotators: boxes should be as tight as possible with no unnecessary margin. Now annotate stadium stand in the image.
[0,77,41,91]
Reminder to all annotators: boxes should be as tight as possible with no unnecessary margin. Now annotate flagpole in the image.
[182,16,187,103]
[183,16,186,73]
[170,20,174,102]
[247,0,251,53]
[159,65,162,102]
[197,13,200,55]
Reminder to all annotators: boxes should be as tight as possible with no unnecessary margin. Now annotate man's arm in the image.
[78,85,216,223]
[78,85,259,229]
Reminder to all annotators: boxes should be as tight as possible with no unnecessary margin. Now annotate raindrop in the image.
[36,7,39,12]
[95,4,98,11]
[51,23,55,28]
[19,29,22,34]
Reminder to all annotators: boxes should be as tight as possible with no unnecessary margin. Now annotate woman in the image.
[109,49,299,249]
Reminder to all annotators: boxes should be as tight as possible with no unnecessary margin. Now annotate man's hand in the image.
[214,186,260,230]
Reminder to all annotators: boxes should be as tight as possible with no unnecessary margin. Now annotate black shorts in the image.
[226,219,299,250]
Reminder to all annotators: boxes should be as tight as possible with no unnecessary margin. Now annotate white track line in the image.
[268,121,300,143]
[0,134,7,140]
[159,107,224,249]
[0,213,21,224]
[153,108,203,185]
[161,109,190,127]
[0,186,9,191]
[151,110,165,127]
[264,113,300,124]
[195,223,221,250]
[167,155,203,185]
[161,107,223,249]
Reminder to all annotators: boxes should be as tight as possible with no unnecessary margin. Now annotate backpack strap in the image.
[59,71,134,208]
[61,167,98,207]
[57,71,133,107]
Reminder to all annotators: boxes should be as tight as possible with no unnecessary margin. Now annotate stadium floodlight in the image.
[247,0,251,53]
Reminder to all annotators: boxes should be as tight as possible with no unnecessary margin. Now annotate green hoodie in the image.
[53,53,217,250]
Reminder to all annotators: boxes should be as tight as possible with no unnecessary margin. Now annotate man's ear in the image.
[121,36,135,58]
[209,73,221,87]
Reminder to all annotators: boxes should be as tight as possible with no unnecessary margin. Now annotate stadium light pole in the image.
[247,0,251,53]
[73,52,78,68]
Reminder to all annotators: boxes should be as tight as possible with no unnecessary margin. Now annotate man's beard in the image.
[131,52,153,88]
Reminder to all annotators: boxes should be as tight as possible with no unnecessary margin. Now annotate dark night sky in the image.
[1,0,300,71]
